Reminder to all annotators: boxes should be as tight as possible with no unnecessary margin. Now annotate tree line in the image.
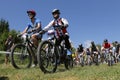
[0,19,21,50]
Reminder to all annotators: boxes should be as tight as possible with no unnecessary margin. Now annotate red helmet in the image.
[27,10,36,16]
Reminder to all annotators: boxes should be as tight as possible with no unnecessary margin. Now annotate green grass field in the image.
[0,54,120,80]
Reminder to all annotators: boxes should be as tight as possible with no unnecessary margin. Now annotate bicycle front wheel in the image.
[37,40,57,73]
[11,43,32,69]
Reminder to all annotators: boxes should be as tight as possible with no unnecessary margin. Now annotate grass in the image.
[0,54,120,80]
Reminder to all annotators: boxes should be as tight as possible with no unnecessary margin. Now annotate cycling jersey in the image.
[91,45,97,52]
[27,18,42,33]
[103,43,111,49]
[77,47,84,53]
[43,18,69,37]
[115,44,120,53]
[86,49,91,55]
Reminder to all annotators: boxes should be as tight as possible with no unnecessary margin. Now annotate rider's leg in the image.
[31,33,42,66]
[5,54,9,64]
[31,34,38,47]
[64,34,71,50]
[31,33,42,47]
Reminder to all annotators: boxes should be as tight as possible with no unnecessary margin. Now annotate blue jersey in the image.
[27,18,42,33]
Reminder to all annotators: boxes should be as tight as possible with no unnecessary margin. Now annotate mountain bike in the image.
[104,48,114,66]
[107,49,114,66]
[85,49,92,66]
[11,32,39,69]
[37,33,73,73]
[78,52,85,67]
[92,51,99,65]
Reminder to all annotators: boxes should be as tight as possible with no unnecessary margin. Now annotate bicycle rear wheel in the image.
[11,44,32,69]
[64,55,73,70]
[37,40,57,73]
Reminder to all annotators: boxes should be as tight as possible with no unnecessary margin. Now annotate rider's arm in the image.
[61,18,69,28]
[21,27,29,35]
[96,46,99,52]
[89,46,92,52]
[43,20,54,32]
[101,46,105,51]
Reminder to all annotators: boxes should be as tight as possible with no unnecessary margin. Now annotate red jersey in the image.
[103,43,111,49]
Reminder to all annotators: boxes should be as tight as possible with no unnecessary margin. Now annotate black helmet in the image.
[115,41,118,44]
[79,43,82,47]
[91,41,94,44]
[104,39,108,43]
[52,9,60,15]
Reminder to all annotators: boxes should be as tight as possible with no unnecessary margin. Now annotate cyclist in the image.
[20,10,42,47]
[90,41,99,64]
[76,44,85,65]
[85,48,92,65]
[102,39,112,49]
[5,34,14,64]
[20,10,42,67]
[114,41,120,63]
[40,9,72,54]
[101,39,112,63]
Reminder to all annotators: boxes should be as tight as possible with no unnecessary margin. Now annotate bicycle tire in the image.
[94,54,99,65]
[11,43,32,69]
[80,56,85,67]
[37,40,57,73]
[108,53,114,66]
[64,55,73,70]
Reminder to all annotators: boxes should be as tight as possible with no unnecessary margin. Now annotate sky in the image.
[0,0,120,48]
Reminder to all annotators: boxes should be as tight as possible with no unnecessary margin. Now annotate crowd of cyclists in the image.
[74,39,120,66]
[3,8,120,73]
[5,8,73,69]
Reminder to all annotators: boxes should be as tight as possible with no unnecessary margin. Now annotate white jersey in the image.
[43,18,69,32]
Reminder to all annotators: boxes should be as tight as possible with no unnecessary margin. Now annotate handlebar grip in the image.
[39,30,45,34]
[17,34,22,37]
[27,31,32,34]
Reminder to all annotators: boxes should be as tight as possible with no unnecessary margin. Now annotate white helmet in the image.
[52,9,60,14]
[47,30,55,39]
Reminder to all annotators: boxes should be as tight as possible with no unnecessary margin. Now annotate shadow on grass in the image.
[0,60,4,64]
[57,68,66,72]
[0,76,9,80]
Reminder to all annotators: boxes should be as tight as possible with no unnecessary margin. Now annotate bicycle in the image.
[11,32,39,69]
[85,48,92,66]
[78,52,85,67]
[37,32,73,73]
[91,51,99,65]
[108,48,114,66]
[104,48,114,66]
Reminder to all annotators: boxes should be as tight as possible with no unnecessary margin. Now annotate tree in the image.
[0,19,21,50]
[0,19,9,50]
[9,29,20,43]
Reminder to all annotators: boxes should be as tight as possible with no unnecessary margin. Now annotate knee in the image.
[31,34,36,39]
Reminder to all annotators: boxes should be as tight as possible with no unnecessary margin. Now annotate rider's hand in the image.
[31,28,36,32]
[27,31,32,34]
[17,34,22,37]
[39,30,45,34]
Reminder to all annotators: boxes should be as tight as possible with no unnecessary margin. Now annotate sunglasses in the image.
[28,13,33,16]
